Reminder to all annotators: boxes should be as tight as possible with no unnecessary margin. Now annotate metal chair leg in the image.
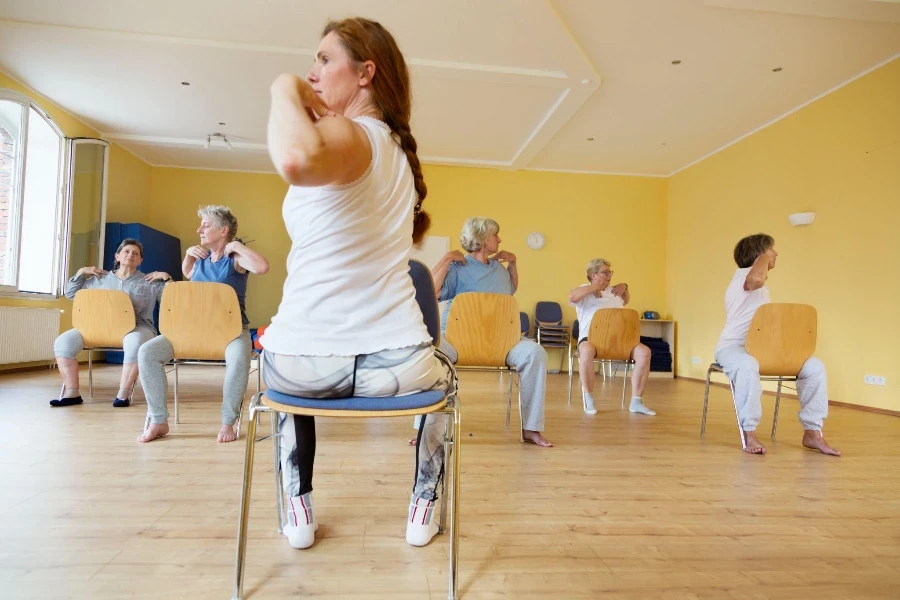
[505,370,512,429]
[271,408,284,534]
[517,375,524,443]
[701,366,713,436]
[729,379,747,451]
[448,404,461,600]
[621,362,628,409]
[772,379,782,438]
[232,405,259,600]
[438,412,451,534]
[567,350,574,405]
[174,362,180,424]
[88,350,93,398]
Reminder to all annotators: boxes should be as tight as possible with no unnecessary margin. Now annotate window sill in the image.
[0,290,63,302]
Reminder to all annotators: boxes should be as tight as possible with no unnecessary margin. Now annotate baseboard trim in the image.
[681,376,900,417]
[0,359,94,375]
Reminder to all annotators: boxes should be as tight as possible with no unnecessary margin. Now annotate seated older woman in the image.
[51,238,172,407]
[137,205,269,444]
[568,258,655,416]
[428,216,552,447]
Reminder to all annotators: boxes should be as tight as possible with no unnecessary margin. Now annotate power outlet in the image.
[864,375,886,386]
[691,357,702,364]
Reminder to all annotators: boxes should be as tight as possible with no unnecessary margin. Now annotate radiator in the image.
[0,306,62,364]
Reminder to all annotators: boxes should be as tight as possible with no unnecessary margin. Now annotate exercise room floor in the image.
[2,365,899,599]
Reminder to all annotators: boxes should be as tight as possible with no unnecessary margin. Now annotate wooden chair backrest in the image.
[587,308,641,361]
[159,282,242,360]
[745,303,817,376]
[444,293,520,368]
[72,289,136,348]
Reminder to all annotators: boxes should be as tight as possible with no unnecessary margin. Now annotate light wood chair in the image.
[155,282,259,429]
[567,308,641,410]
[702,303,818,450]
[71,289,138,399]
[444,292,521,434]
[233,259,461,600]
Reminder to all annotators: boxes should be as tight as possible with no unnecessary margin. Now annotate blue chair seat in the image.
[264,389,446,412]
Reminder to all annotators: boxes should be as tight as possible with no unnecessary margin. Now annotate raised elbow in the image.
[744,276,765,291]
[280,146,325,186]
[256,261,270,276]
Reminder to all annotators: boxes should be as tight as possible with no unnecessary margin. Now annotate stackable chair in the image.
[444,291,521,434]
[520,311,531,338]
[567,308,641,410]
[534,301,570,372]
[70,289,139,400]
[701,303,817,450]
[232,259,461,600]
[151,282,257,433]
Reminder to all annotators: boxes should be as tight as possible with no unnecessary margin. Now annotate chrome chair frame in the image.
[701,362,797,450]
[455,365,521,440]
[567,334,634,410]
[142,351,261,437]
[232,364,462,600]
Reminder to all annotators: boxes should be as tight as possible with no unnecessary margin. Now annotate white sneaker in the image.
[583,393,598,415]
[406,495,440,547]
[284,494,318,549]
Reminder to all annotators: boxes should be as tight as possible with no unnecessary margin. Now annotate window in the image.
[0,92,65,297]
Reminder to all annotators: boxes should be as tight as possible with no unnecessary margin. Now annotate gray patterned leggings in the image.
[263,343,455,502]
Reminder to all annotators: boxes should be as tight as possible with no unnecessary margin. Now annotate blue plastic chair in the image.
[520,311,530,337]
[534,301,570,372]
[232,259,461,600]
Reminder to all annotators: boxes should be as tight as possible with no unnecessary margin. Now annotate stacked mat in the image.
[640,336,672,372]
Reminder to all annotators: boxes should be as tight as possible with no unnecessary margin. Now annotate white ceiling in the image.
[0,0,898,176]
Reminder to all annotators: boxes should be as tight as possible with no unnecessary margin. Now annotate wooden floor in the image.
[1,365,899,600]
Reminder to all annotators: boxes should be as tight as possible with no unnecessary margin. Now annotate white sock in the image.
[64,387,80,399]
[406,494,440,547]
[582,391,597,414]
[284,492,317,549]
[629,396,656,416]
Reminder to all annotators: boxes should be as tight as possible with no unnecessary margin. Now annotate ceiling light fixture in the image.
[218,122,226,126]
[181,81,191,86]
[587,137,594,141]
[772,67,783,72]
[671,59,682,65]
[205,132,233,150]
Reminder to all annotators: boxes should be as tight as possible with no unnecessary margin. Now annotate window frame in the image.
[0,89,68,300]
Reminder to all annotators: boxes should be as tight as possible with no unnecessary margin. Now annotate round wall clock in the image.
[527,232,545,250]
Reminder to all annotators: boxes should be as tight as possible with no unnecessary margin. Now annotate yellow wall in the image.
[666,58,900,412]
[142,165,670,341]
[0,72,153,369]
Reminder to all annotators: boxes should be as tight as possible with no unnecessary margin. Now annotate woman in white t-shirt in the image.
[715,234,839,456]
[259,17,455,550]
[568,258,655,416]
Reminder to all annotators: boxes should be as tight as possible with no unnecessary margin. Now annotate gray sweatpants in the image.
[715,344,829,432]
[263,344,455,502]
[138,329,252,425]
[437,336,547,432]
[54,324,156,363]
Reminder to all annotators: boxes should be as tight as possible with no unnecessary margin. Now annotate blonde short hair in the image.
[198,205,239,241]
[459,217,500,253]
[586,258,611,282]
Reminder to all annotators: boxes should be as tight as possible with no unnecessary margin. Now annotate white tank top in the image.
[260,116,431,357]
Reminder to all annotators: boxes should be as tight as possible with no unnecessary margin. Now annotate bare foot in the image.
[137,422,169,443]
[743,430,767,455]
[522,430,553,447]
[217,423,238,443]
[408,437,418,446]
[802,430,841,456]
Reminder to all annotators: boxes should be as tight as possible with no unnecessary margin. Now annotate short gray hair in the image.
[459,217,500,253]
[198,205,239,241]
[586,258,611,282]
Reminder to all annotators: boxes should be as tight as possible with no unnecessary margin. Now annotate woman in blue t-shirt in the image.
[427,216,552,448]
[137,205,269,443]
